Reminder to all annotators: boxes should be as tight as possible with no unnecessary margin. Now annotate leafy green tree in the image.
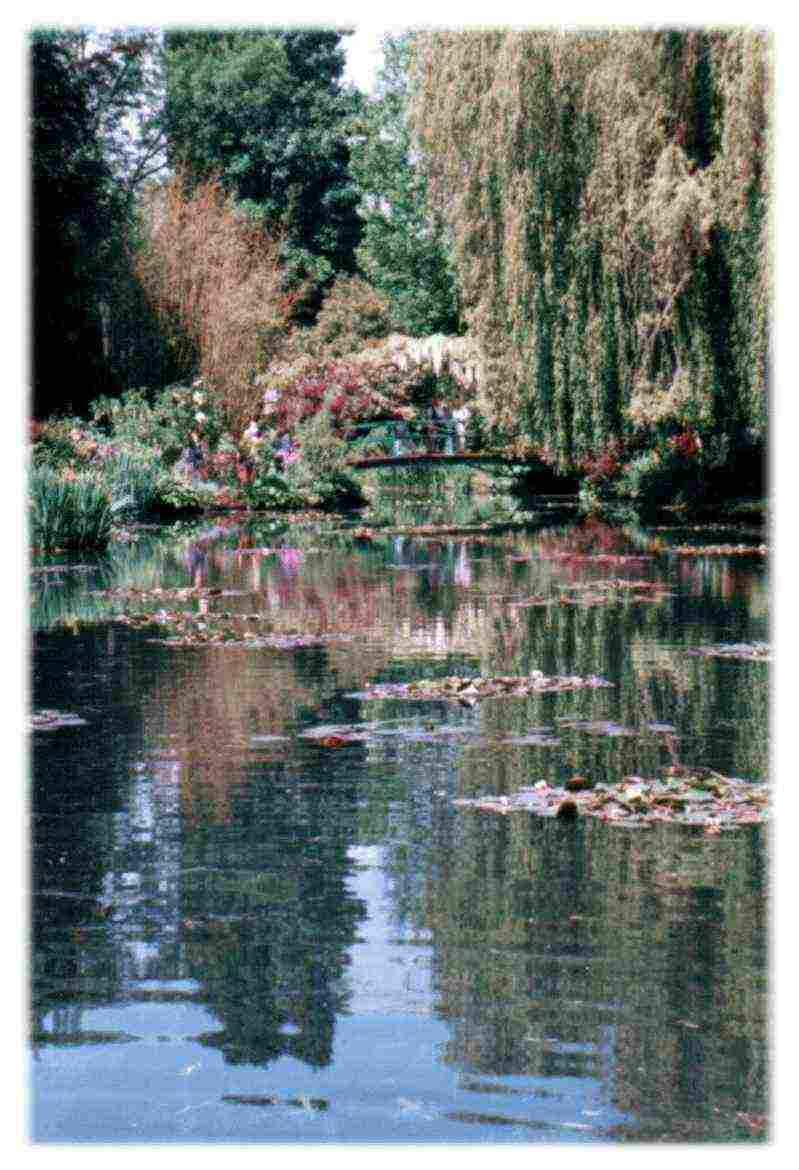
[162,28,362,312]
[65,27,168,208]
[348,33,460,336]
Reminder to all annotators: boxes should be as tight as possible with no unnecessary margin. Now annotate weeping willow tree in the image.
[409,29,770,469]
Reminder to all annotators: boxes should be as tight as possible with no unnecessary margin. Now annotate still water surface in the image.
[30,498,769,1142]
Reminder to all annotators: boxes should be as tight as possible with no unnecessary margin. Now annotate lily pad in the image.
[453,769,769,829]
[669,543,768,557]
[556,718,637,737]
[298,724,370,743]
[686,642,770,663]
[503,731,561,747]
[346,671,613,703]
[30,709,88,731]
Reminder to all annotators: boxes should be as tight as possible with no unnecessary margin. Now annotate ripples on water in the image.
[30,501,769,1142]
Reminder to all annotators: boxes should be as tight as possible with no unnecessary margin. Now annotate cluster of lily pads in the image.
[543,552,653,565]
[344,521,527,540]
[686,642,771,663]
[30,709,88,731]
[453,766,769,830]
[285,715,678,749]
[668,543,768,556]
[511,577,672,609]
[90,585,245,602]
[100,606,352,649]
[149,614,352,649]
[346,671,613,703]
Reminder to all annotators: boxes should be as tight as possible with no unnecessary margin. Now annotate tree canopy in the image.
[409,29,770,466]
[348,33,460,336]
[162,28,362,307]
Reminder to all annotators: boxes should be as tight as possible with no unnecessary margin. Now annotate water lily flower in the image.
[195,412,207,425]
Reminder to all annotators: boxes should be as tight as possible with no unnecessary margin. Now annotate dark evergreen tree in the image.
[31,28,176,413]
[31,31,117,415]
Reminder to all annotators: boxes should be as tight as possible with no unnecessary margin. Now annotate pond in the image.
[29,489,769,1143]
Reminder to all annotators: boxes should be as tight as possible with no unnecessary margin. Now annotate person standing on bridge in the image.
[430,400,451,453]
[453,404,471,452]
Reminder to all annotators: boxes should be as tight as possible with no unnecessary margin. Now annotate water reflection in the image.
[421,803,767,1140]
[30,509,768,1141]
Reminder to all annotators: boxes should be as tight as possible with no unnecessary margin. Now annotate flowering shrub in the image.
[148,382,224,462]
[580,439,626,486]
[666,428,703,459]
[90,382,225,466]
[31,418,106,471]
[258,352,418,436]
[199,449,249,487]
[239,443,296,511]
[279,410,365,509]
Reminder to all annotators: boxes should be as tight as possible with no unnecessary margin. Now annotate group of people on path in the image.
[409,401,472,456]
[235,391,474,468]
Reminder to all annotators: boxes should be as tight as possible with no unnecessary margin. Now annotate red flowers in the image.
[580,439,625,484]
[264,356,414,435]
[667,429,702,459]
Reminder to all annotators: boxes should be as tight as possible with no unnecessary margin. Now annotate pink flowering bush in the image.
[258,352,419,437]
[666,428,703,460]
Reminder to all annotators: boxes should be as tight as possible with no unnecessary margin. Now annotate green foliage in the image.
[29,465,123,551]
[616,448,703,510]
[90,388,156,445]
[31,27,173,413]
[151,474,218,514]
[98,450,161,519]
[240,443,295,510]
[409,29,770,467]
[281,410,365,508]
[90,383,224,465]
[349,33,460,336]
[162,28,362,312]
[303,276,392,358]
